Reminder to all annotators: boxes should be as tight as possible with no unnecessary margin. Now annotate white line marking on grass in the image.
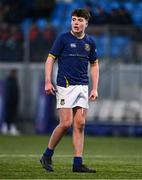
[0,154,142,158]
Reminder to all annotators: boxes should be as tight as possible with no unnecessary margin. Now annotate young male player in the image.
[40,8,99,173]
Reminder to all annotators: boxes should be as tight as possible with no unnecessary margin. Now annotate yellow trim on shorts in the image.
[64,76,69,88]
[48,53,56,59]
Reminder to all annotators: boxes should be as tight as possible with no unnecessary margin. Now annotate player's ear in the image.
[85,22,88,28]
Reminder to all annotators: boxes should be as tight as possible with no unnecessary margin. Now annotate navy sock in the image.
[44,147,54,157]
[73,157,82,167]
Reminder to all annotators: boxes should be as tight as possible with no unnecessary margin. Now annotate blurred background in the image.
[0,0,142,136]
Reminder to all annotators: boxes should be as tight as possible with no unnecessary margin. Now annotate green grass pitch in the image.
[0,135,142,179]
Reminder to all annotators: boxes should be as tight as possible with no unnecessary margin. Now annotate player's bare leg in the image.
[40,108,73,171]
[72,107,87,157]
[72,106,96,173]
[48,108,73,149]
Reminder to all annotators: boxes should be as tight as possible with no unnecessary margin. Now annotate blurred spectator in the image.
[117,6,133,25]
[0,23,10,61]
[109,7,133,26]
[8,25,23,61]
[2,0,26,24]
[29,23,41,62]
[41,25,56,59]
[1,69,20,135]
[0,2,5,22]
[95,6,109,25]
[0,23,23,62]
[109,8,120,25]
[0,0,55,23]
[29,23,56,62]
[26,0,55,19]
[85,1,96,25]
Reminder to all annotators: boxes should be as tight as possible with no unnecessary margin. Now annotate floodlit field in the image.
[0,135,142,179]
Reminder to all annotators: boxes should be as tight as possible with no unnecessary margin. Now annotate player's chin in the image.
[72,29,80,33]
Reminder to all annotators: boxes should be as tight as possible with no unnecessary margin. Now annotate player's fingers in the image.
[45,88,54,94]
[45,89,50,94]
[89,94,98,100]
[90,96,95,100]
[89,93,94,99]
[51,85,57,94]
[50,89,56,95]
[52,86,56,91]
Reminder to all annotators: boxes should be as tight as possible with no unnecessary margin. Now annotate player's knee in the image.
[60,121,72,130]
[79,122,85,130]
[74,120,85,130]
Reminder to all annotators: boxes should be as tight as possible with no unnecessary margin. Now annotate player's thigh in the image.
[58,108,73,125]
[73,107,87,125]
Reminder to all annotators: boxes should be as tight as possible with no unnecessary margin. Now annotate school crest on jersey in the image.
[84,43,90,51]
[60,99,65,105]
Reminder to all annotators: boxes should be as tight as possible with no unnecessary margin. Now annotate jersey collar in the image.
[70,30,86,39]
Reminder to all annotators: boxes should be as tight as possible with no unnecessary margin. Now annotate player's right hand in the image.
[45,81,56,95]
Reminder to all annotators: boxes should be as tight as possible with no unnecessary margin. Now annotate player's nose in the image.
[74,21,79,25]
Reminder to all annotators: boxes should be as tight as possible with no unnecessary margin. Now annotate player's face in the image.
[71,16,88,35]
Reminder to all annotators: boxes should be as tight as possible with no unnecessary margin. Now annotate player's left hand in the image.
[89,90,98,100]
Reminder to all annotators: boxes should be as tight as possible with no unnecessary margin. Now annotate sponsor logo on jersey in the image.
[70,43,76,48]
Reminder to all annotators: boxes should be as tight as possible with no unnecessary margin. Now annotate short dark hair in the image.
[71,8,90,21]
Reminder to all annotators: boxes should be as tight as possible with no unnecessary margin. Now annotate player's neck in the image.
[70,30,85,39]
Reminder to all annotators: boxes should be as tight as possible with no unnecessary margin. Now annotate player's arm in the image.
[89,60,99,100]
[45,33,63,95]
[45,54,56,95]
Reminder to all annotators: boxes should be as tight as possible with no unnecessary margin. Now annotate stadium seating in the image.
[1,0,141,63]
[21,18,32,35]
[87,99,142,123]
[87,100,101,121]
[111,100,126,122]
[110,35,132,60]
[97,100,114,122]
[124,2,134,12]
[95,35,109,58]
[125,100,141,122]
[36,19,48,31]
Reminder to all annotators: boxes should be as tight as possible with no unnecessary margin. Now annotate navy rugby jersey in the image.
[49,32,98,87]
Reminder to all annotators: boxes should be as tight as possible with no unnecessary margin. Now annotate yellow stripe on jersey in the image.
[64,76,69,88]
[48,53,56,59]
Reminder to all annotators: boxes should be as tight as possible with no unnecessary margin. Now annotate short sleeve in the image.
[49,34,64,59]
[89,39,98,64]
